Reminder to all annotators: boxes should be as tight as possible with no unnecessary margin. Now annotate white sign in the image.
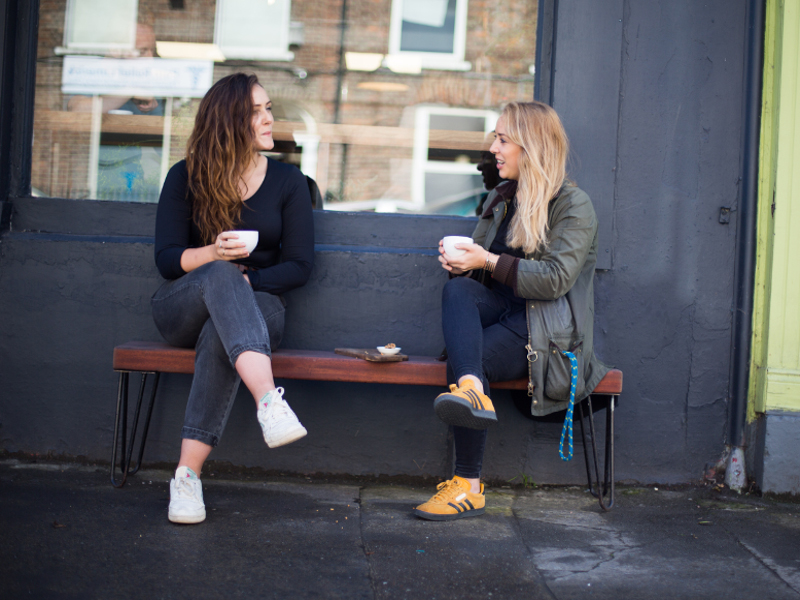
[62,56,213,98]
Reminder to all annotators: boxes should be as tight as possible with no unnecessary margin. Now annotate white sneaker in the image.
[257,387,307,448]
[168,466,206,524]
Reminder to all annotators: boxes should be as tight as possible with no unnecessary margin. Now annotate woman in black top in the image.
[152,73,314,524]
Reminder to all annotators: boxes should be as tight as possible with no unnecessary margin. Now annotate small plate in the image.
[377,346,401,355]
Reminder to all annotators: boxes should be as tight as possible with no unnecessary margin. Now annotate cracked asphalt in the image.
[1,461,799,599]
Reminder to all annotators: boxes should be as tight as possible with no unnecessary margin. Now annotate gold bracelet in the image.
[484,253,496,273]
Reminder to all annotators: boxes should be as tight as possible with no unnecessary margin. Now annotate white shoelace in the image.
[174,476,199,499]
[261,388,299,428]
[269,398,293,421]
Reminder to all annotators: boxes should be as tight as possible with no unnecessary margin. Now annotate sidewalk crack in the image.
[510,500,560,600]
[736,539,800,597]
[356,486,379,600]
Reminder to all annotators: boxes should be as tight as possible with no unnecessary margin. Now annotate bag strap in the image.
[558,350,579,461]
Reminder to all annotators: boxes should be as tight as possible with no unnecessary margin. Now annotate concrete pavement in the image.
[1,460,799,599]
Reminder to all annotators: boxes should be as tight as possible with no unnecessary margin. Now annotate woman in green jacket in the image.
[414,101,608,521]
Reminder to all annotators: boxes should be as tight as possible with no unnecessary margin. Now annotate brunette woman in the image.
[414,101,608,520]
[152,73,314,524]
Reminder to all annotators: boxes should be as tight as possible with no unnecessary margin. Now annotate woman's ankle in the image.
[457,375,484,394]
[465,477,481,494]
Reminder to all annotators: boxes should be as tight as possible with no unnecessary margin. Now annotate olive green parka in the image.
[471,183,609,416]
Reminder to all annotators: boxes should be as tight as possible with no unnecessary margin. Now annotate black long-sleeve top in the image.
[154,158,314,295]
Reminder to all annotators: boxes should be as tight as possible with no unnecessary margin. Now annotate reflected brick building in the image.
[32,0,537,211]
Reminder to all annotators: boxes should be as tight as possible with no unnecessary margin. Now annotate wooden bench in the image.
[112,341,622,510]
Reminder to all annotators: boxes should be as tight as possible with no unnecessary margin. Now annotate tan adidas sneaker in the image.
[433,379,497,429]
[413,476,486,521]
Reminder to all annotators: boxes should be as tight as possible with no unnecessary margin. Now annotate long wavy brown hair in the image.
[186,73,260,244]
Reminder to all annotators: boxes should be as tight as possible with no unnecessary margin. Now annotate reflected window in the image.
[60,0,138,55]
[215,0,294,61]
[389,0,469,71]
[413,107,498,215]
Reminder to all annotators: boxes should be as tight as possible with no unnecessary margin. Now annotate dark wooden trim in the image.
[113,340,623,394]
[0,0,16,206]
[535,0,557,104]
[8,0,38,200]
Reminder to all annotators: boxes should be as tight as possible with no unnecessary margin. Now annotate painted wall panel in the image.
[765,0,800,412]
[749,0,781,418]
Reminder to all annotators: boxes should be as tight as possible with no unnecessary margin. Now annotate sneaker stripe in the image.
[464,499,475,510]
[448,502,464,513]
[463,389,476,408]
[466,389,485,410]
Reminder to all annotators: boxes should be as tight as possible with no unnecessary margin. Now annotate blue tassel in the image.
[559,351,579,461]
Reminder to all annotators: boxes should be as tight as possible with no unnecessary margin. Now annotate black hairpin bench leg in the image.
[111,371,160,488]
[602,397,616,510]
[578,395,616,511]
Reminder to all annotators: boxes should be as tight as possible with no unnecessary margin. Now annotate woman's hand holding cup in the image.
[439,236,485,274]
[215,230,257,261]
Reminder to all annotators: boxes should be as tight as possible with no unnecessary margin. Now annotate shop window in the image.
[215,0,295,61]
[58,0,139,55]
[32,0,537,214]
[388,0,470,71]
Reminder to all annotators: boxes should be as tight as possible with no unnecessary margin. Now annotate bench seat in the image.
[113,340,623,393]
[112,341,621,510]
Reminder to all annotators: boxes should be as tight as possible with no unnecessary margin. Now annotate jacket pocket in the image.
[545,335,586,401]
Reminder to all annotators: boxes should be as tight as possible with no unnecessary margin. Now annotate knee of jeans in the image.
[442,276,475,303]
[201,260,244,284]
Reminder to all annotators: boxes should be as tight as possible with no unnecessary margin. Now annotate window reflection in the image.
[61,0,139,56]
[393,0,468,69]
[33,0,537,215]
[215,0,295,61]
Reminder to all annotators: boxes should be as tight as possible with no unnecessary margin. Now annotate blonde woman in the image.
[415,102,609,520]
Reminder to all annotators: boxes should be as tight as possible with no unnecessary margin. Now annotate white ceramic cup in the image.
[232,230,259,253]
[442,236,473,257]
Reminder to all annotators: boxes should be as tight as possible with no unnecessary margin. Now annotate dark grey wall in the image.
[596,0,745,480]
[0,0,747,484]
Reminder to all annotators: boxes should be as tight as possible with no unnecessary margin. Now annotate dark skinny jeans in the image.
[151,261,285,447]
[442,276,529,479]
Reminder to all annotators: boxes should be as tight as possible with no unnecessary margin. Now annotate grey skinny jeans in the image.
[151,261,285,447]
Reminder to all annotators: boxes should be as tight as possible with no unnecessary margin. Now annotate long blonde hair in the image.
[502,102,570,254]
